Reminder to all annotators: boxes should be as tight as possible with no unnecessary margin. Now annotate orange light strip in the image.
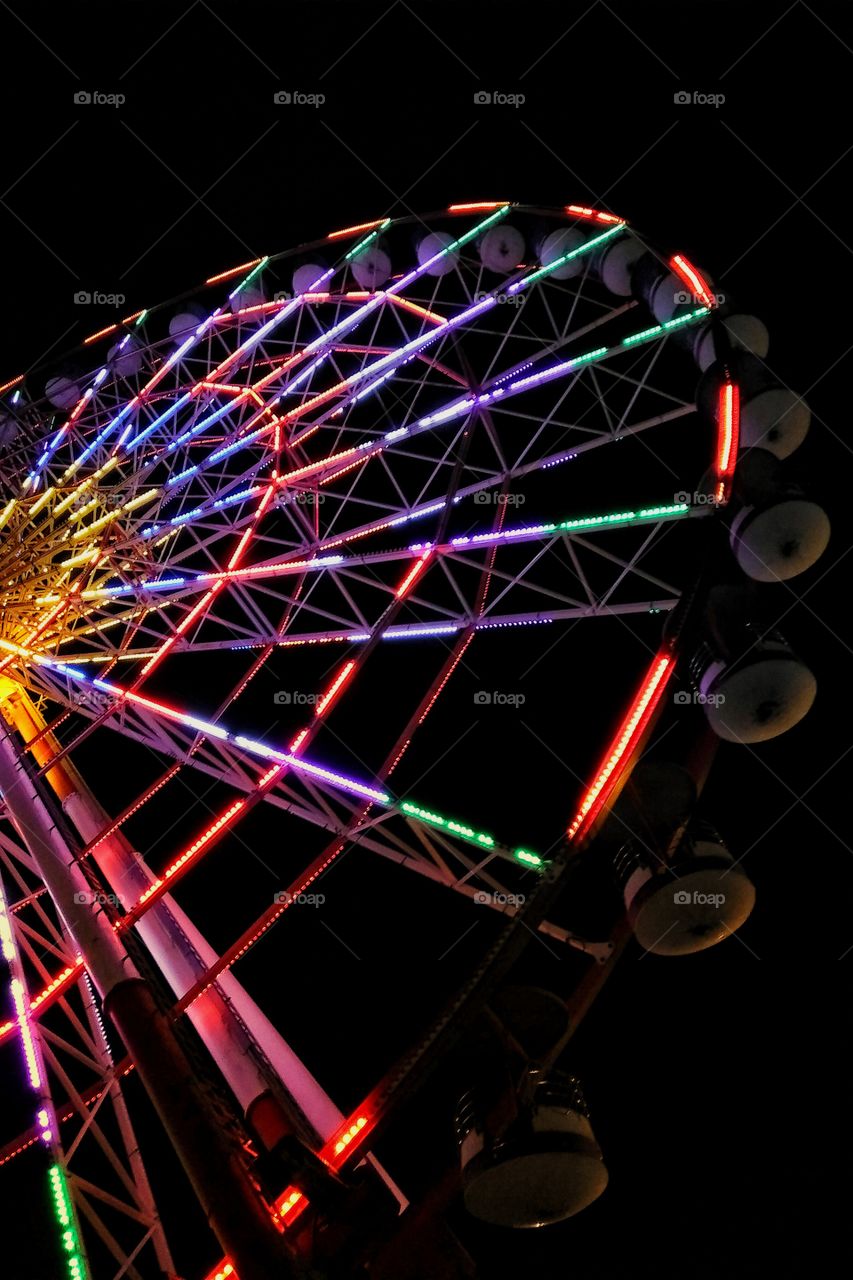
[327,218,387,240]
[83,323,119,345]
[447,202,507,213]
[205,258,264,285]
[388,294,446,326]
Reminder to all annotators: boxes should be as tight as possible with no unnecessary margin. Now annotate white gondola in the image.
[456,1070,608,1228]
[108,337,144,378]
[617,826,755,956]
[691,634,816,743]
[693,314,770,370]
[292,262,328,296]
[44,375,80,410]
[416,231,458,276]
[538,227,587,280]
[350,243,392,289]
[478,224,525,274]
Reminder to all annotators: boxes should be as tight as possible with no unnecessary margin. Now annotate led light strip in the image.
[0,877,90,1277]
[714,379,740,504]
[566,649,674,840]
[272,306,711,495]
[670,253,717,309]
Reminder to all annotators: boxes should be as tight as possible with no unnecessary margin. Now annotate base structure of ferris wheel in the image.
[0,202,828,1279]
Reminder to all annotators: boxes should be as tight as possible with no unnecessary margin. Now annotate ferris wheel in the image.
[0,202,828,1280]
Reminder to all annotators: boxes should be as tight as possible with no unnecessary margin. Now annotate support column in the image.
[0,716,296,1280]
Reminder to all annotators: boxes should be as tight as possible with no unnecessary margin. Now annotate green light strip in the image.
[401,800,548,870]
[514,848,544,867]
[48,1164,88,1280]
[621,306,709,347]
[516,222,624,290]
[344,219,393,262]
[401,800,495,848]
[233,255,269,292]
[556,502,689,533]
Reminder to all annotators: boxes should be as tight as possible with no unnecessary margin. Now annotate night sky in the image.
[1,3,852,1278]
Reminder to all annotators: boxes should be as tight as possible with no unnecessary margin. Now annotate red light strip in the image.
[566,651,674,841]
[670,254,716,308]
[314,660,356,717]
[202,1261,236,1280]
[273,1187,309,1225]
[137,487,275,680]
[565,205,625,225]
[714,380,740,504]
[0,961,82,1045]
[395,549,431,599]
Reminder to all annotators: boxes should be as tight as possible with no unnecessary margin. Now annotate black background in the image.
[1,3,852,1278]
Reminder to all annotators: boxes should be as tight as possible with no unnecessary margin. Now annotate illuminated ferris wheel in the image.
[0,202,828,1280]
